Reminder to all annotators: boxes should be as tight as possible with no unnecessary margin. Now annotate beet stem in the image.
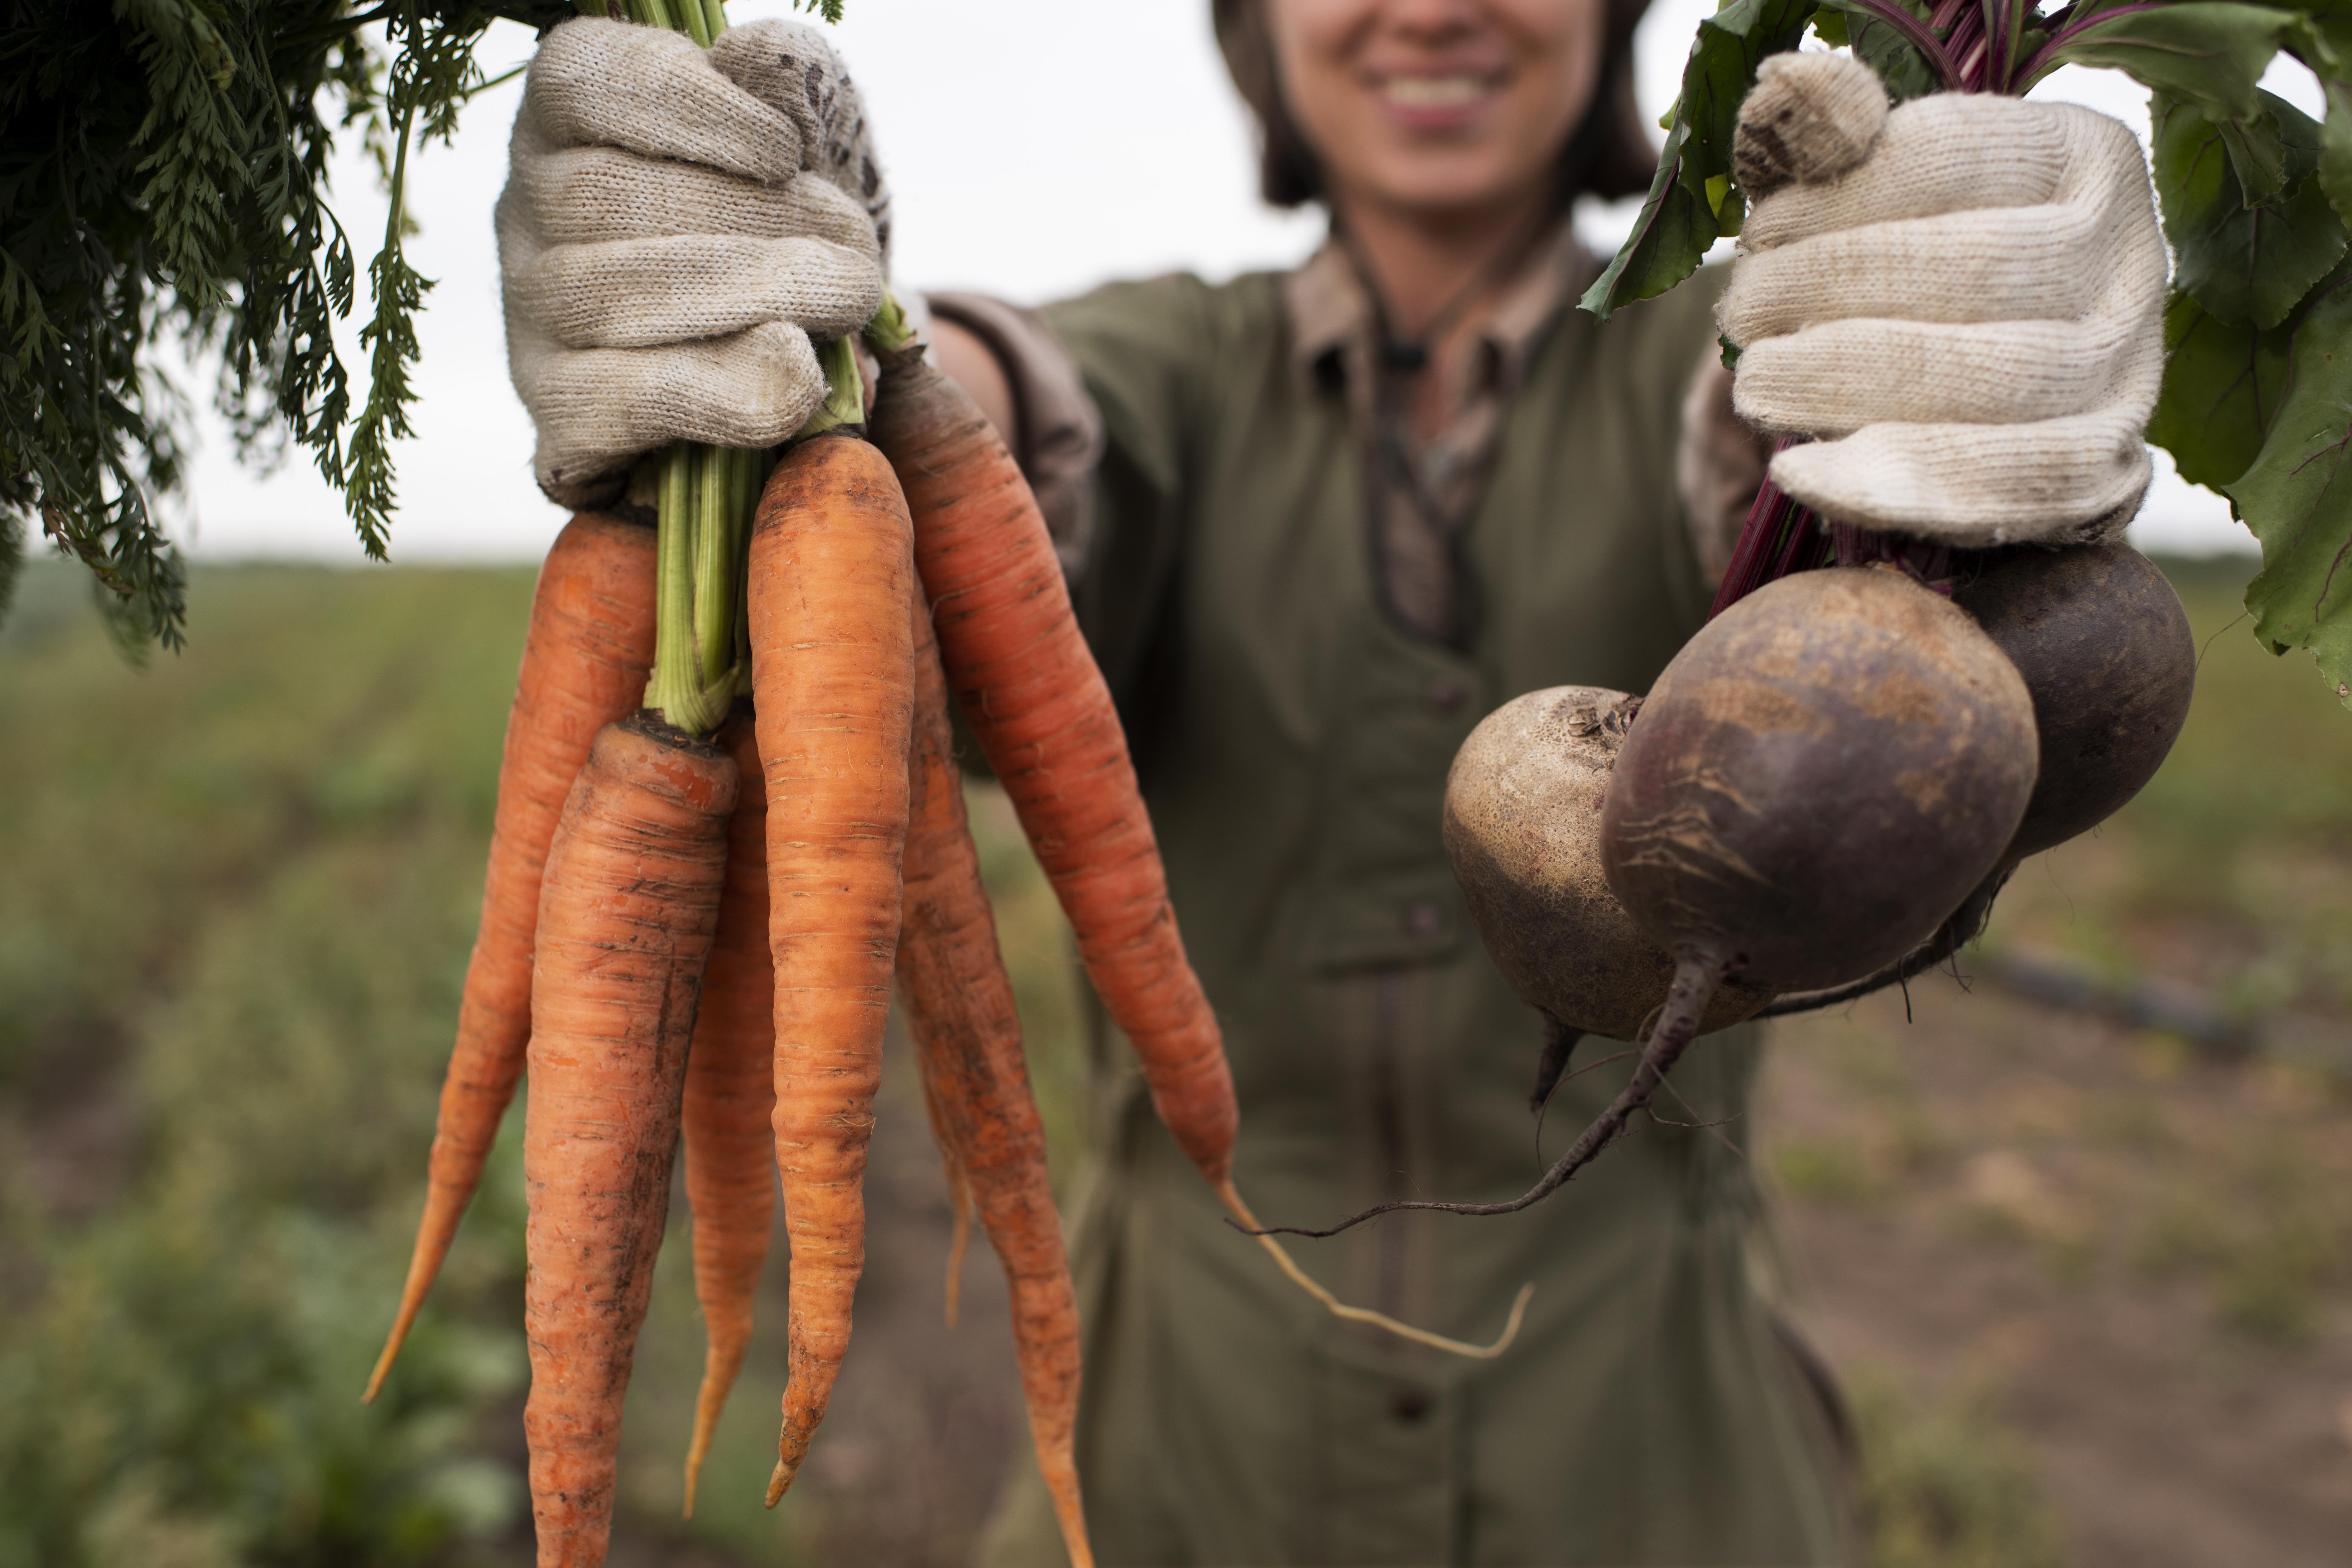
[1240,952,1727,1236]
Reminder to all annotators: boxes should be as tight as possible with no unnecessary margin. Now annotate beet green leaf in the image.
[1581,0,1818,318]
[2227,261,2352,708]
[2147,291,2298,486]
[2153,90,2349,329]
[1809,0,1943,101]
[2034,3,2293,115]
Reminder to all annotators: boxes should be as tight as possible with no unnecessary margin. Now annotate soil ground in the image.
[7,557,2347,1566]
[1762,976,2352,1568]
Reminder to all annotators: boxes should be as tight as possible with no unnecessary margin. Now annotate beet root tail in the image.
[1245,948,1729,1236]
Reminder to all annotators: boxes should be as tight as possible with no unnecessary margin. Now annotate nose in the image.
[1380,0,1484,44]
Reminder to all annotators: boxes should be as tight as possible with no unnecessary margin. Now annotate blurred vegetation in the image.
[0,559,1091,1566]
[1991,555,2352,1028]
[0,552,2343,1562]
[0,563,541,1566]
[1850,1375,2066,1568]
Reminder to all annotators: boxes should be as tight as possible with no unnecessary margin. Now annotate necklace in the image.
[1339,203,1558,377]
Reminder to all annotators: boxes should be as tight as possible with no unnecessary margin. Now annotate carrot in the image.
[368,512,657,1403]
[522,714,736,1567]
[746,430,916,1505]
[678,707,776,1518]
[866,342,1234,1184]
[869,336,1526,1360]
[898,584,1094,1568]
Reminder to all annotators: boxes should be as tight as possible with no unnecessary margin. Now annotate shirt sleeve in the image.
[919,275,1227,729]
[924,291,1105,577]
[1675,353,1771,593]
[1035,275,1229,716]
[1631,262,1749,633]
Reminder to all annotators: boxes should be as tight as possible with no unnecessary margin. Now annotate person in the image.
[497,4,2164,1562]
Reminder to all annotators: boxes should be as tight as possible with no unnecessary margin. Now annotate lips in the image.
[1377,73,1497,109]
[1366,67,1509,131]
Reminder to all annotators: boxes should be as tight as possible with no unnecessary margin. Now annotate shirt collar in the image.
[1281,213,1603,393]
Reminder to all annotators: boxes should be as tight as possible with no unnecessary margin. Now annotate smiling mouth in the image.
[1375,74,1500,110]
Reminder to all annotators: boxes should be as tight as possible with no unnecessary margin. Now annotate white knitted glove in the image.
[1716,53,2168,546]
[500,16,891,508]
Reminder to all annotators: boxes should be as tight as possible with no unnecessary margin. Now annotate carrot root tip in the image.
[361,1317,413,1405]
[1213,1178,1532,1360]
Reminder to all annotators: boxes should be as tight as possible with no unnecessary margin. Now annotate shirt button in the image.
[1427,678,1468,715]
[1389,1388,1434,1424]
[1405,901,1443,938]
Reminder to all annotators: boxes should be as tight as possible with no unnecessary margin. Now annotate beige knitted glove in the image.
[500,16,890,508]
[1717,53,2168,546]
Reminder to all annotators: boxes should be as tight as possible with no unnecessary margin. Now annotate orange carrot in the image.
[522,714,735,1566]
[746,431,916,1505]
[870,346,1525,1360]
[369,513,657,1403]
[867,347,1235,1187]
[898,586,1093,1568]
[678,708,776,1518]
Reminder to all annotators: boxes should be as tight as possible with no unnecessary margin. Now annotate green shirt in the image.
[980,256,1850,1568]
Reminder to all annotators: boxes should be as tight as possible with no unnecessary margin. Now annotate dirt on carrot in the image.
[369,512,657,1404]
[746,431,917,1507]
[679,707,777,1518]
[897,582,1093,1568]
[522,713,735,1568]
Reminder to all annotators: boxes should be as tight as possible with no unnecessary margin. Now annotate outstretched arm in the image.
[932,317,1020,455]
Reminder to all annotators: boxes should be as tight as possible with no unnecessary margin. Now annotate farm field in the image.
[0,553,2344,1565]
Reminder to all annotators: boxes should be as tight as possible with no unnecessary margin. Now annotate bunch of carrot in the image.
[361,340,1047,1565]
[360,318,1189,1563]
[364,16,1517,1565]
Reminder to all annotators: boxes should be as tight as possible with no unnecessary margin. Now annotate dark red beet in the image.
[1604,567,2037,993]
[1530,568,2037,1206]
[1261,569,2040,1233]
[1954,542,2195,861]
[1761,545,2195,1023]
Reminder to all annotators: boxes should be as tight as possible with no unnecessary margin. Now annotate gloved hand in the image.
[500,16,891,508]
[1716,53,2167,546]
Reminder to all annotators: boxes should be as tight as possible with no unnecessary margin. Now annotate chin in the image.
[1364,161,1534,220]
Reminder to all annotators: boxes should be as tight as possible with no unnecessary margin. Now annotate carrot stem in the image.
[797,334,867,439]
[583,0,759,742]
[646,439,761,735]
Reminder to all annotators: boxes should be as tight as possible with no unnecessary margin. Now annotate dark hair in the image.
[1210,0,1659,210]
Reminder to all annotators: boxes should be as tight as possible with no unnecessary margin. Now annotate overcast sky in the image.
[167,0,2318,565]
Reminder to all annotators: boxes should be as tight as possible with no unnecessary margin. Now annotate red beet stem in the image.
[1708,440,1828,622]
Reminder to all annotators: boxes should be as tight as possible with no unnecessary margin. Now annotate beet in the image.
[1954,542,2195,860]
[1254,567,2053,1243]
[1605,566,2036,988]
[1443,686,1778,1072]
[1760,545,2194,1022]
[1538,567,2038,1204]
[1257,569,2040,1236]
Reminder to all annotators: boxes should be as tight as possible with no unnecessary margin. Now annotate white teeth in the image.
[1381,75,1488,108]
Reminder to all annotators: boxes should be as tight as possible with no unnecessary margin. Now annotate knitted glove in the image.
[500,16,891,508]
[1717,53,2168,547]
